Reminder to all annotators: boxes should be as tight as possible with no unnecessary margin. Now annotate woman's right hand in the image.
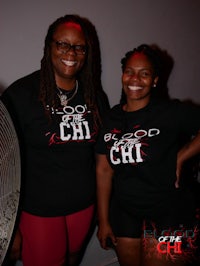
[97,223,117,250]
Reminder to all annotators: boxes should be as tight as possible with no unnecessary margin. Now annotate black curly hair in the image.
[39,14,105,126]
[121,44,161,77]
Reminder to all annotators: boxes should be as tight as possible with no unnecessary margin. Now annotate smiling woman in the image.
[1,14,109,266]
[50,22,87,89]
[95,44,200,266]
[121,52,158,111]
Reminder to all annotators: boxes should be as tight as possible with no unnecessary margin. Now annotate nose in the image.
[130,73,140,81]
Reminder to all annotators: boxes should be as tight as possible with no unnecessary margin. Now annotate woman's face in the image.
[122,53,158,106]
[51,22,86,86]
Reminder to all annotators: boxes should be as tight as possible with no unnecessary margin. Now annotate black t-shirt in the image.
[96,98,200,216]
[1,70,109,216]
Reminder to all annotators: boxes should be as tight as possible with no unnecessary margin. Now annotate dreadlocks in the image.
[39,14,105,127]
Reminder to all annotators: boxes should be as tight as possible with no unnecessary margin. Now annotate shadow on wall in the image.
[150,43,174,100]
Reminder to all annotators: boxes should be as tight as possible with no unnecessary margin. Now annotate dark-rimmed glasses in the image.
[53,40,87,55]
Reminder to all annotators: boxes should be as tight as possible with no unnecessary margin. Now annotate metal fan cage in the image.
[0,100,21,264]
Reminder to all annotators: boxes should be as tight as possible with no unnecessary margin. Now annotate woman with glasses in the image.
[96,44,200,266]
[1,14,109,266]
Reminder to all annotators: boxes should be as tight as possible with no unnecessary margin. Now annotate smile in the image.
[128,86,143,91]
[61,59,77,66]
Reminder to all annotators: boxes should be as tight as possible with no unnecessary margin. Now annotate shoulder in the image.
[1,70,40,111]
[158,98,200,131]
[6,70,40,94]
[167,98,200,113]
[150,97,183,113]
[96,90,110,116]
[102,104,122,123]
[104,104,122,116]
[111,104,123,114]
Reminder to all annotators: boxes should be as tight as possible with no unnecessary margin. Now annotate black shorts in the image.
[109,189,197,238]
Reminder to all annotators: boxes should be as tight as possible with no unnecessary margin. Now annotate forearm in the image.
[178,131,200,164]
[96,172,112,225]
[96,154,113,226]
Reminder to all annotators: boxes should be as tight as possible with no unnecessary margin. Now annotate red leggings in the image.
[19,205,94,266]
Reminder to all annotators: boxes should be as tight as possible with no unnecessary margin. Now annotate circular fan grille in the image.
[0,100,21,264]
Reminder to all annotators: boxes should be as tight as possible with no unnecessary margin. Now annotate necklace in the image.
[57,80,78,107]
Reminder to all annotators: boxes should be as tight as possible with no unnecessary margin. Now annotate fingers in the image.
[100,237,108,249]
[175,166,181,188]
[109,235,117,248]
[175,179,179,188]
[97,222,118,250]
[98,235,117,250]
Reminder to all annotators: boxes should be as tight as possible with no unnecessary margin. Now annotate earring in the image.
[153,84,157,87]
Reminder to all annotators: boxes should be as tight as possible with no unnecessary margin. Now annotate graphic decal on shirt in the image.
[46,104,95,145]
[104,126,160,165]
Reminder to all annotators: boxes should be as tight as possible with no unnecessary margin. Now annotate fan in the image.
[0,100,21,265]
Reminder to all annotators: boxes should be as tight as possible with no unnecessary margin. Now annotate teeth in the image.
[128,86,143,91]
[62,60,77,66]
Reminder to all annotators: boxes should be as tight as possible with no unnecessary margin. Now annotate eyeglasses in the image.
[53,40,87,55]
